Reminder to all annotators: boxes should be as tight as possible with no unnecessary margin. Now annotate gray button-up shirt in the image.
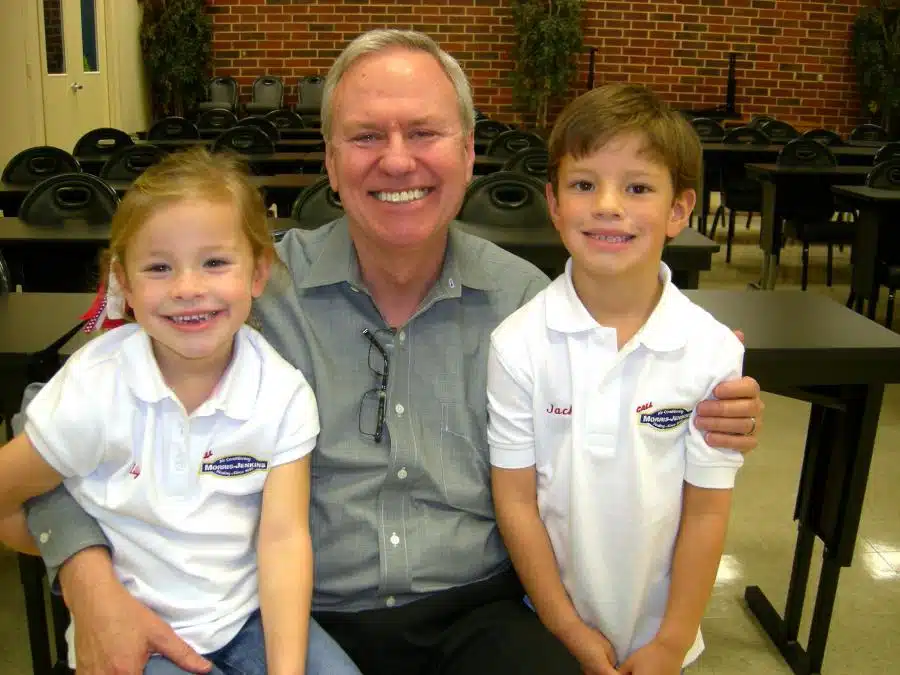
[26,219,549,612]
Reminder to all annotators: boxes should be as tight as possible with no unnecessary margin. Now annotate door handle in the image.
[71,82,83,92]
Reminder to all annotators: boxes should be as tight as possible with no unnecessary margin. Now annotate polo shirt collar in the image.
[545,260,689,352]
[296,219,495,294]
[119,326,258,420]
[295,218,362,290]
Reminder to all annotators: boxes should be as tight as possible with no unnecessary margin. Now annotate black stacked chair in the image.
[294,75,325,117]
[196,76,238,113]
[709,127,769,262]
[18,173,119,291]
[266,109,305,130]
[212,126,275,155]
[853,159,900,327]
[748,115,776,130]
[73,128,134,160]
[503,147,549,181]
[474,119,510,145]
[802,128,844,146]
[244,75,284,116]
[196,108,238,134]
[236,116,280,142]
[0,250,10,295]
[100,145,167,181]
[850,123,888,142]
[485,130,547,159]
[691,117,726,141]
[2,147,81,185]
[290,176,344,228]
[777,139,854,290]
[458,172,551,228]
[874,142,900,163]
[147,116,200,141]
[760,119,800,144]
[20,173,118,226]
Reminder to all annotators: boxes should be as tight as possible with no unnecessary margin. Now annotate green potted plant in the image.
[511,0,584,131]
[851,0,900,133]
[138,0,213,119]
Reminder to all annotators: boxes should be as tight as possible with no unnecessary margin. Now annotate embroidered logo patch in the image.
[639,407,692,430]
[201,455,268,477]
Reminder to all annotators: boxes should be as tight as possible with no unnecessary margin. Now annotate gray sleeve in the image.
[14,382,109,586]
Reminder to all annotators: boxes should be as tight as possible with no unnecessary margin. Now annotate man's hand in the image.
[618,639,683,675]
[695,376,764,453]
[60,547,212,675]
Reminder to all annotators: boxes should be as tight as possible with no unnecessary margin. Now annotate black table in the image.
[744,164,871,289]
[830,185,900,315]
[75,151,312,176]
[685,289,900,675]
[142,138,324,153]
[694,144,878,235]
[1,174,318,218]
[0,292,93,675]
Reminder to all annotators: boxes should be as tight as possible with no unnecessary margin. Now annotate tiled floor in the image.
[2,211,899,674]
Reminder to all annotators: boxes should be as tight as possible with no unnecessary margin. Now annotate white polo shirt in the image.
[487,261,744,667]
[25,323,319,655]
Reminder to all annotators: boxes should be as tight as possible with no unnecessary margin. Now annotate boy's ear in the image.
[667,188,696,238]
[545,182,562,232]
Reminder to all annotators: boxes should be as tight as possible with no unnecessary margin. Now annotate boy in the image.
[487,83,744,675]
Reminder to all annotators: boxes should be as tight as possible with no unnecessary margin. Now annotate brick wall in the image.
[208,0,869,134]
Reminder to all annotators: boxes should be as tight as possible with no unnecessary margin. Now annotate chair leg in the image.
[801,243,810,291]
[826,244,834,287]
[726,209,737,263]
[847,289,856,308]
[709,205,724,238]
[746,211,753,229]
[887,290,895,328]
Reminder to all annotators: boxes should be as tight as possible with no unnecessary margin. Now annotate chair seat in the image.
[784,219,855,244]
[197,101,235,113]
[294,104,320,115]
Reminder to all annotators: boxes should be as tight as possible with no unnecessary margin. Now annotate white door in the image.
[38,0,111,153]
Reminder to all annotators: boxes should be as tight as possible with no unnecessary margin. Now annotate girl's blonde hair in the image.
[106,147,273,282]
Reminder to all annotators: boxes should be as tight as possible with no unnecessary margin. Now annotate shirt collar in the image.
[294,219,496,294]
[545,260,689,352]
[119,326,258,420]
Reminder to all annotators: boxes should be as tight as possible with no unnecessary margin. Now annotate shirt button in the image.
[175,462,186,471]
[390,532,400,546]
[397,467,408,480]
[398,331,406,343]
[395,403,405,416]
[39,531,51,544]
[385,596,396,607]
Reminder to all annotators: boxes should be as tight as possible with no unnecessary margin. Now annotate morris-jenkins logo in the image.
[201,455,268,477]
[639,407,692,430]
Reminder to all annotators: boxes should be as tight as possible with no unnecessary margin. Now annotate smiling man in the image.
[24,30,764,675]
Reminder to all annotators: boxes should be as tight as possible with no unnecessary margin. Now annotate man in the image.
[25,30,764,675]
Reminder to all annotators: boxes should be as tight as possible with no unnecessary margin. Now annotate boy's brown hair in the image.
[547,83,702,197]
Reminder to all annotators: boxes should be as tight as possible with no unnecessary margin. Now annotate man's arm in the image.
[492,467,619,675]
[24,483,110,584]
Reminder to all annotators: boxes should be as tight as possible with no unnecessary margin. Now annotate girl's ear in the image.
[251,249,273,298]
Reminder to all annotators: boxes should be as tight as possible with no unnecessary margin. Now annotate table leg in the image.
[744,384,883,675]
[671,269,700,290]
[18,554,53,675]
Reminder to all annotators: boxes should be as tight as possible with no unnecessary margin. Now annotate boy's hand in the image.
[565,623,619,675]
[618,639,683,675]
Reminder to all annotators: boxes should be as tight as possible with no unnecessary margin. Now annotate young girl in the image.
[0,148,361,675]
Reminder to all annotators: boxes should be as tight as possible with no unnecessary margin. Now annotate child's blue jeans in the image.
[143,610,362,675]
